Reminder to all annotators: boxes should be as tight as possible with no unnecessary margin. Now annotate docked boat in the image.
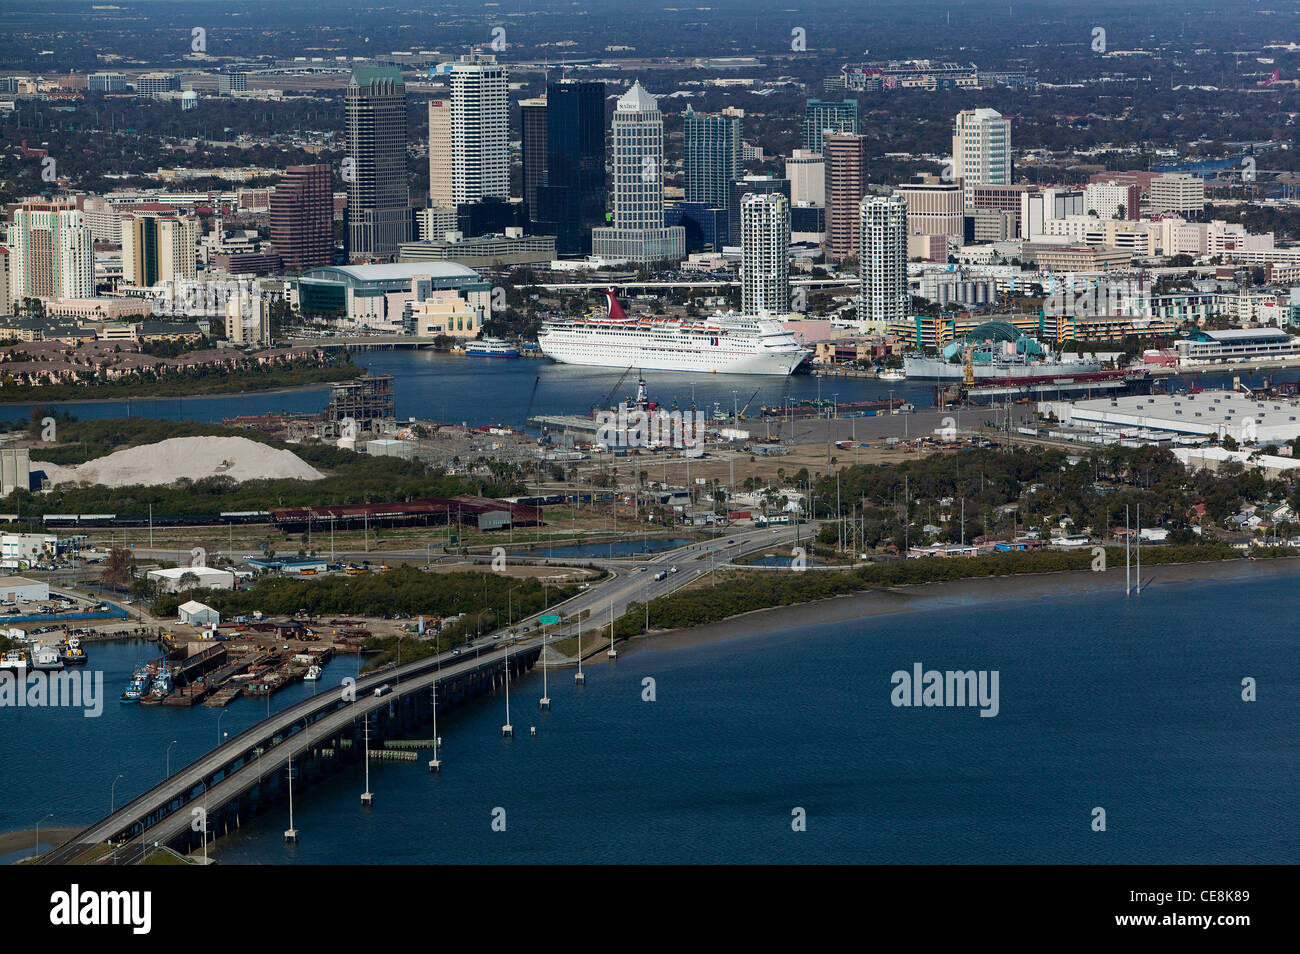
[464,337,520,357]
[877,368,907,381]
[150,667,174,699]
[121,667,153,703]
[58,635,87,665]
[538,289,811,376]
[304,664,323,681]
[0,648,29,672]
[30,643,64,672]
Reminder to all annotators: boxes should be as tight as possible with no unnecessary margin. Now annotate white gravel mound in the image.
[43,436,324,487]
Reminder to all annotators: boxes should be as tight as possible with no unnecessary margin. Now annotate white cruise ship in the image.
[537,290,811,376]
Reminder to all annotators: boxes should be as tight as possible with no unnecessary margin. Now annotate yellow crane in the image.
[963,347,975,388]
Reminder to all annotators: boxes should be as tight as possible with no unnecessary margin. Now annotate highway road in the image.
[39,524,811,864]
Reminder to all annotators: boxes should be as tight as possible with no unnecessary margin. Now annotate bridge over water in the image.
[40,641,540,865]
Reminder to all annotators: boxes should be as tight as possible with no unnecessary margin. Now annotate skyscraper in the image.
[427,98,453,210]
[536,80,605,256]
[270,164,334,272]
[121,209,198,287]
[894,174,964,248]
[727,175,790,248]
[786,149,825,206]
[447,56,509,208]
[519,96,548,224]
[803,99,858,153]
[591,81,684,264]
[824,132,869,261]
[8,200,94,304]
[740,193,790,316]
[952,108,1011,207]
[858,194,909,327]
[345,66,410,261]
[683,107,742,212]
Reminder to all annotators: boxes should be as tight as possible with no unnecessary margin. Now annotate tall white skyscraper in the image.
[447,57,509,209]
[8,201,94,304]
[952,108,1011,207]
[592,81,684,264]
[858,195,909,328]
[740,193,790,316]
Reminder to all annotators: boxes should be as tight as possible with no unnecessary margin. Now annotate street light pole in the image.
[165,739,177,778]
[36,812,53,856]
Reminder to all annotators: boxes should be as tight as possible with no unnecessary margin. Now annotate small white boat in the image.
[304,664,322,681]
[877,368,906,381]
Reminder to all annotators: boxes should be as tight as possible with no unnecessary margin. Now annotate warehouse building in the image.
[0,576,50,603]
[146,566,237,593]
[178,600,221,626]
[1041,390,1300,444]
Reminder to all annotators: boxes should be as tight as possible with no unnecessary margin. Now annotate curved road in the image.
[41,523,812,864]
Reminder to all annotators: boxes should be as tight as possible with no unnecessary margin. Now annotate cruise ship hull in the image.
[904,356,1103,381]
[537,333,809,376]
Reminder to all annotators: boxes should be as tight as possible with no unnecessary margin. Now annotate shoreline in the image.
[606,554,1300,658]
[0,827,80,862]
[0,381,335,410]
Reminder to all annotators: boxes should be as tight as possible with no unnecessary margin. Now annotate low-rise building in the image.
[146,566,236,592]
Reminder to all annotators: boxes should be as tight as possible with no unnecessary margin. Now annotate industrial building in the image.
[146,566,237,593]
[324,374,396,433]
[267,495,541,532]
[0,576,50,602]
[178,600,220,626]
[1041,390,1300,444]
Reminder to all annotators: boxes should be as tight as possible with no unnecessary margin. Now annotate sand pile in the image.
[42,436,324,488]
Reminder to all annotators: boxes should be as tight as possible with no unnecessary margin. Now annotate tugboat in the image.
[0,648,29,672]
[121,666,153,703]
[143,667,173,705]
[58,635,87,665]
[303,663,323,681]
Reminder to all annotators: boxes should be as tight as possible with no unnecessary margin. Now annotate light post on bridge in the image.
[35,812,53,857]
[165,739,177,778]
[110,774,123,813]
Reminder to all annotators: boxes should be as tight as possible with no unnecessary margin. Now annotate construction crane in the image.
[963,347,976,388]
[521,375,541,426]
[737,387,762,421]
[598,365,635,411]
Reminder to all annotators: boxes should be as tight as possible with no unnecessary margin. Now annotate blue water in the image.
[0,352,1290,431]
[0,351,938,429]
[168,571,1299,864]
[0,639,358,837]
[528,537,690,559]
